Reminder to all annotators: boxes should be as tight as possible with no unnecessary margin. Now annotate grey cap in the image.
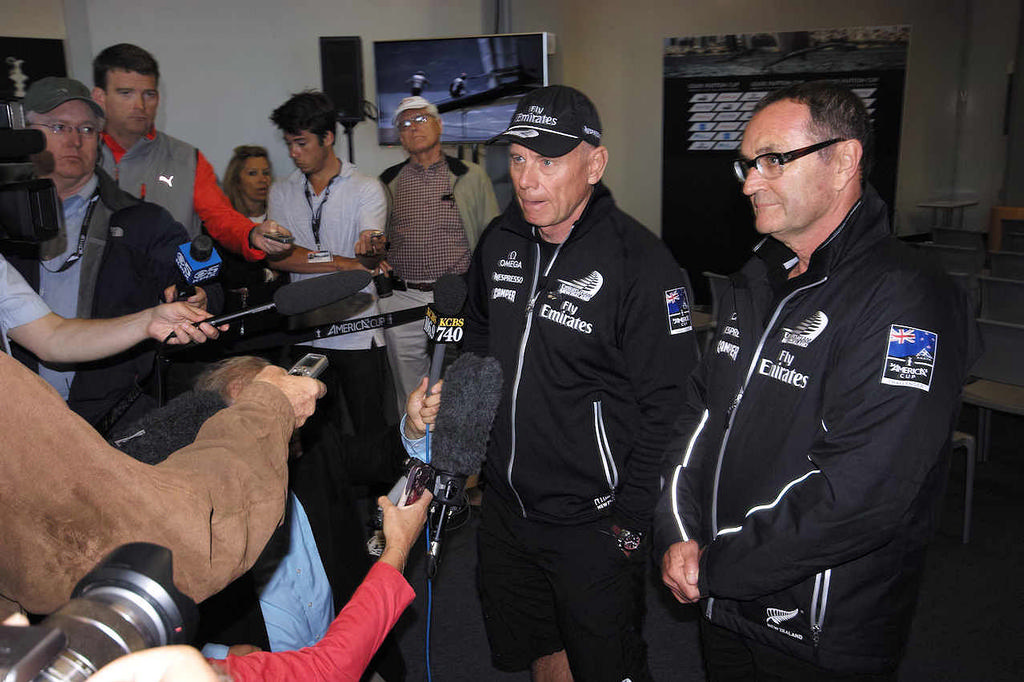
[23,77,104,119]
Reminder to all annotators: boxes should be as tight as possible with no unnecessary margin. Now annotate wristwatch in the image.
[610,524,644,554]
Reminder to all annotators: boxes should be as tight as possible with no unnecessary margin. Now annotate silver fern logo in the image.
[557,271,603,302]
[766,607,799,625]
[781,311,829,347]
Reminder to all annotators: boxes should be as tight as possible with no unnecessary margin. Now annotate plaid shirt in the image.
[386,159,470,281]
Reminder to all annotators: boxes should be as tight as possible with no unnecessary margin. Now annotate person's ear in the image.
[586,145,609,185]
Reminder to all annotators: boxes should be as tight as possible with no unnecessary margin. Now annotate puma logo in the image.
[158,175,174,188]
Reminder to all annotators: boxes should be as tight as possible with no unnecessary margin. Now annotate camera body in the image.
[0,99,61,244]
[0,543,197,682]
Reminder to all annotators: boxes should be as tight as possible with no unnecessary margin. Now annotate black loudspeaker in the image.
[319,36,364,124]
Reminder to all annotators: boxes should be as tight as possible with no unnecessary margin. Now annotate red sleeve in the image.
[193,151,265,261]
[219,562,415,682]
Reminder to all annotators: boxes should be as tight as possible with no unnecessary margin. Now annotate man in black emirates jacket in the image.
[654,82,979,680]
[463,86,698,682]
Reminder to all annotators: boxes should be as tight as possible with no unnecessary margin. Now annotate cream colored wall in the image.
[5,0,66,39]
[510,0,1019,236]
[63,0,492,182]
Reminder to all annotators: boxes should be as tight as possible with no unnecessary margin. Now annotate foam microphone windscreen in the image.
[273,270,372,316]
[432,273,467,316]
[431,354,503,476]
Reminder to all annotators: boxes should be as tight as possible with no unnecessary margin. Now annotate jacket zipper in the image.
[592,401,619,490]
[810,569,831,646]
[507,238,566,517]
[705,276,828,619]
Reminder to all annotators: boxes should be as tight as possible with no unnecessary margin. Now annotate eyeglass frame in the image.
[396,114,434,130]
[732,138,845,183]
[30,121,101,137]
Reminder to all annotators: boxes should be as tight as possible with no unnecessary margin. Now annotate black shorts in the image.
[477,493,652,682]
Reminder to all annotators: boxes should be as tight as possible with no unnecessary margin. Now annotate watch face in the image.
[617,529,642,552]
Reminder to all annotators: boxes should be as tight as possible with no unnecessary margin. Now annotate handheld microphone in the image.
[174,235,222,299]
[199,270,372,328]
[423,273,467,393]
[426,353,503,578]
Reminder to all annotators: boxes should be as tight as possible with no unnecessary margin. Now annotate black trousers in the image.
[699,618,897,682]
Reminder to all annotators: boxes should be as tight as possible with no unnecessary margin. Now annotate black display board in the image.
[661,28,909,302]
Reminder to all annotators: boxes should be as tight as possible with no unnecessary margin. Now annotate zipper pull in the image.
[726,390,743,423]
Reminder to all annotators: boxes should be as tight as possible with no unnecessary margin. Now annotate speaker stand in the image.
[341,119,359,164]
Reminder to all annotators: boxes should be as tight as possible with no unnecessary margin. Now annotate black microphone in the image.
[424,273,467,393]
[426,353,503,578]
[199,270,371,328]
[174,235,222,300]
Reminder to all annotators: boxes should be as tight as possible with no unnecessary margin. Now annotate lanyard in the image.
[43,190,101,274]
[304,174,339,251]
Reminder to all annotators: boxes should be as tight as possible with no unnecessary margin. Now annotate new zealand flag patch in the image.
[880,324,938,392]
[665,287,692,335]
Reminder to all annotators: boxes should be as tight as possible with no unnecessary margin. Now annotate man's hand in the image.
[250,220,294,256]
[377,490,432,573]
[147,302,225,344]
[162,284,208,310]
[251,365,326,429]
[403,376,442,439]
[662,540,704,604]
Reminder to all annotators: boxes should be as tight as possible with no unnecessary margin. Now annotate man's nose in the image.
[515,163,538,190]
[742,166,765,196]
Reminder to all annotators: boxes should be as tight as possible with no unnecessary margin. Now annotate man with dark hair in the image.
[91,43,292,261]
[655,81,978,679]
[363,95,498,407]
[267,90,392,446]
[418,85,698,681]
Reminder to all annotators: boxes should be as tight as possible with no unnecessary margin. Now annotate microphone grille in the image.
[432,274,467,317]
[273,270,372,316]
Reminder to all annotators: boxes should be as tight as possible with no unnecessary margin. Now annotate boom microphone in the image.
[424,273,468,392]
[426,353,502,578]
[199,270,372,328]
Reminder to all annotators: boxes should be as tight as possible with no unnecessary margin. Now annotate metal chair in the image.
[978,275,1024,323]
[931,227,985,250]
[951,431,976,544]
[961,318,1024,463]
[911,242,985,275]
[989,251,1024,280]
[702,271,731,353]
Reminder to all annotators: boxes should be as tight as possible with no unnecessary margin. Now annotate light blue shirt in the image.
[37,175,98,398]
[201,493,333,658]
[400,413,429,462]
[0,254,52,355]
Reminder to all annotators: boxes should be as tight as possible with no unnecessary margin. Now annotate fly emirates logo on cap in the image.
[513,104,558,127]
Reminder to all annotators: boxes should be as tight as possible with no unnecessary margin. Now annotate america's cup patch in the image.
[665,287,692,335]
[880,324,937,391]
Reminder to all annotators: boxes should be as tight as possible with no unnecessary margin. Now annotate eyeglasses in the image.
[397,114,432,130]
[732,138,845,183]
[30,122,100,137]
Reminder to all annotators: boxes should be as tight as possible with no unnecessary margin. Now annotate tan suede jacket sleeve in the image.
[0,352,292,616]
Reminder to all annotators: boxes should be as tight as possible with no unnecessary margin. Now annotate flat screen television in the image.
[373,32,549,146]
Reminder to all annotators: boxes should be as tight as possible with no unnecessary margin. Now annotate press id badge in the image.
[307,250,333,264]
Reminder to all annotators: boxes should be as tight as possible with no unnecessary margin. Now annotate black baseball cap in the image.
[488,85,602,157]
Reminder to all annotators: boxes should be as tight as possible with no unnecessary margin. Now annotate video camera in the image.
[0,99,61,244]
[0,543,197,682]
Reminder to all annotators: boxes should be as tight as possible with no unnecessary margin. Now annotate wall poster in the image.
[662,26,910,301]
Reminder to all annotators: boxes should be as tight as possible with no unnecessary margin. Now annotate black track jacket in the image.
[653,185,979,673]
[464,182,698,528]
